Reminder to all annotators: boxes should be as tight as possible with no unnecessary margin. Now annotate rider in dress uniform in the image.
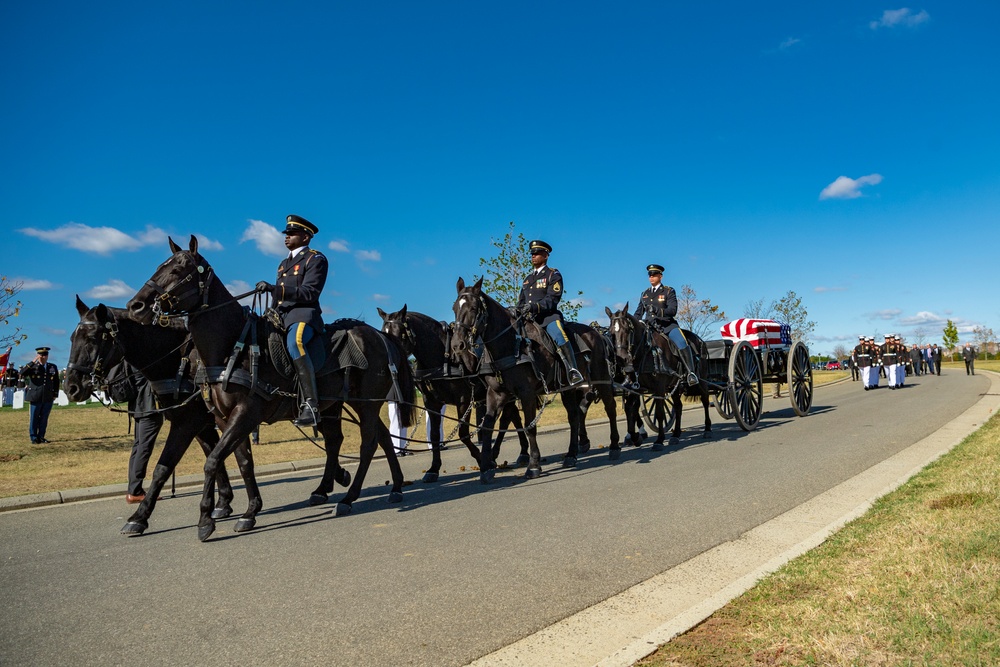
[882,334,901,389]
[516,240,583,386]
[20,347,60,443]
[255,215,329,426]
[633,264,698,385]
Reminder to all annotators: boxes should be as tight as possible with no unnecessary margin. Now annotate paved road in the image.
[0,371,990,666]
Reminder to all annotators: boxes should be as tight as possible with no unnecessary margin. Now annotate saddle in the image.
[519,321,593,390]
[196,309,371,399]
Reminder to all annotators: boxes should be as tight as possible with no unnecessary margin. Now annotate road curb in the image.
[466,370,999,667]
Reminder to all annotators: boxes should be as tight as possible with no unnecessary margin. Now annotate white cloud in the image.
[814,286,848,293]
[196,234,224,251]
[355,249,381,262]
[866,308,902,321]
[779,37,801,50]
[15,278,59,290]
[41,326,67,336]
[328,239,350,253]
[813,334,855,343]
[372,293,391,302]
[898,310,949,327]
[819,174,883,200]
[19,222,169,255]
[240,219,287,257]
[224,280,256,305]
[870,8,929,30]
[86,279,137,301]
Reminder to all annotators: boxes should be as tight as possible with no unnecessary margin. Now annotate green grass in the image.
[637,381,1000,667]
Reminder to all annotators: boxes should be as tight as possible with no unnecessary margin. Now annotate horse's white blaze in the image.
[458,297,467,310]
[613,321,620,333]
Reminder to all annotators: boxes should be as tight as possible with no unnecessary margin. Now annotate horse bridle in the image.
[66,315,123,387]
[454,293,490,349]
[612,313,639,365]
[147,252,215,325]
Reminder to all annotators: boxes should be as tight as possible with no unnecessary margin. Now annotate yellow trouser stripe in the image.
[294,322,308,357]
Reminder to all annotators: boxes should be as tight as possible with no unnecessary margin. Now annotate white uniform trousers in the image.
[885,363,898,388]
[388,402,409,452]
[861,366,879,388]
[895,363,906,387]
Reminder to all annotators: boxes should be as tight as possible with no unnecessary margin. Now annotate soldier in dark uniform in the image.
[515,240,583,386]
[963,343,976,375]
[854,336,874,390]
[883,334,902,389]
[3,364,20,388]
[849,336,862,381]
[104,361,165,503]
[255,215,329,426]
[633,264,698,385]
[20,346,60,443]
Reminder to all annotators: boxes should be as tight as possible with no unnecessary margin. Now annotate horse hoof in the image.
[388,491,403,504]
[211,506,233,520]
[336,469,352,487]
[120,521,147,536]
[609,448,621,461]
[335,502,352,517]
[651,442,665,452]
[669,436,680,447]
[422,472,439,483]
[579,441,591,454]
[197,523,216,542]
[562,456,577,468]
[525,467,542,480]
[514,454,531,467]
[480,469,496,484]
[308,492,329,506]
[623,434,632,447]
[234,518,256,533]
[702,431,712,440]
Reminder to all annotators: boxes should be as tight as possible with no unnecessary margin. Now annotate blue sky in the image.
[3,2,998,367]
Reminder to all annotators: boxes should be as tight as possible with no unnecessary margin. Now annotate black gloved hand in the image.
[255,281,273,294]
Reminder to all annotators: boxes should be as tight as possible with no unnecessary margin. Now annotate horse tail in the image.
[391,341,417,428]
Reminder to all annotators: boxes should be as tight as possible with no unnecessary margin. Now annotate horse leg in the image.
[489,406,508,463]
[651,396,667,450]
[601,387,621,460]
[228,435,261,533]
[669,390,682,446]
[121,421,196,536]
[458,400,483,465]
[577,390,592,454]
[622,393,639,447]
[310,411,349,504]
[197,407,258,542]
[477,392,502,483]
[333,408,388,516]
[508,402,531,467]
[377,418,405,504]
[196,422,237,520]
[422,399,446,483]
[701,384,713,439]
[562,390,582,468]
[521,395,543,479]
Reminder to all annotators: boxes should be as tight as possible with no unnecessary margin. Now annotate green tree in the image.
[677,284,726,339]
[1,276,28,349]
[942,319,960,361]
[772,290,816,344]
[476,221,584,320]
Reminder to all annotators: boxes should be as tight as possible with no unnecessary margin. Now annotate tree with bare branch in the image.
[1,276,28,349]
[676,284,726,339]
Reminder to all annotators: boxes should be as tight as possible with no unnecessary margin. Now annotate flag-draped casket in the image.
[719,319,792,349]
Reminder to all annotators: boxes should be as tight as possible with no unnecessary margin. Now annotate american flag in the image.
[720,319,792,349]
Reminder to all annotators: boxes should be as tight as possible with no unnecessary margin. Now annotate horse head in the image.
[377,304,415,354]
[605,303,642,369]
[127,235,215,325]
[451,276,490,369]
[64,296,125,402]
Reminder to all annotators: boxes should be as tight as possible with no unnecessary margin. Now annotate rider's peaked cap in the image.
[529,240,552,254]
[646,264,664,275]
[283,214,318,236]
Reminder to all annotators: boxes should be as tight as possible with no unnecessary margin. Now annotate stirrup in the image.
[292,402,319,426]
[686,372,699,386]
[568,368,584,386]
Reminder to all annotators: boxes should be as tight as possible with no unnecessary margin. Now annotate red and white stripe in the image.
[720,319,786,348]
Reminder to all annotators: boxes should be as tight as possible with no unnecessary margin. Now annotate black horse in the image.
[377,305,530,481]
[64,297,248,536]
[450,277,620,481]
[605,305,712,447]
[592,322,648,447]
[126,236,415,541]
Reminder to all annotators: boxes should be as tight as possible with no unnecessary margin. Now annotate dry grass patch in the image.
[639,405,1000,666]
[0,393,575,498]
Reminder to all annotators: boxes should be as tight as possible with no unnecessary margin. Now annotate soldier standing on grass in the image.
[20,347,60,443]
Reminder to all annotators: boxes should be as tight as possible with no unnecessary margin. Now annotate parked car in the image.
[827,361,841,370]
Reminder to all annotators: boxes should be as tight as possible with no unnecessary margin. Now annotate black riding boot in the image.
[557,343,584,386]
[678,345,699,386]
[291,355,320,427]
